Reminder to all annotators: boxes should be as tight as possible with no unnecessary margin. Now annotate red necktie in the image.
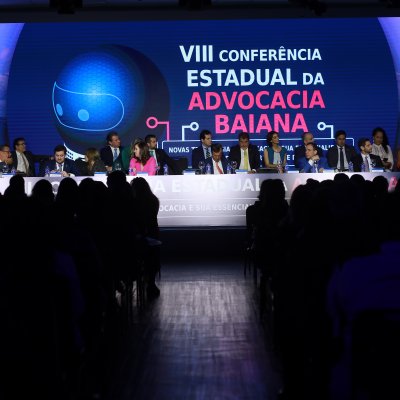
[215,162,224,174]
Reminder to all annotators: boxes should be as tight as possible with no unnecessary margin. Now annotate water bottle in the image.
[205,163,211,174]
[45,165,50,177]
[128,167,133,176]
[11,166,16,175]
[277,160,283,174]
[163,164,169,175]
[361,162,366,172]
[226,164,232,174]
[348,161,353,172]
[313,160,318,173]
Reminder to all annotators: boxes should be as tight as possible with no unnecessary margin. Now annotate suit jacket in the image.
[298,156,329,173]
[204,157,229,174]
[294,144,323,169]
[326,144,357,169]
[153,148,179,175]
[352,153,383,172]
[191,145,209,168]
[11,150,35,176]
[40,158,80,176]
[228,144,260,170]
[100,146,123,168]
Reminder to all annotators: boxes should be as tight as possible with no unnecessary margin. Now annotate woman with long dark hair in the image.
[263,131,287,172]
[129,140,157,176]
[371,127,394,171]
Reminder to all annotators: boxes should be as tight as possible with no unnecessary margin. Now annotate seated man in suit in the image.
[228,131,260,173]
[298,142,329,173]
[294,132,323,170]
[0,144,13,172]
[145,134,179,174]
[40,144,80,177]
[10,137,36,176]
[100,131,123,173]
[353,137,383,172]
[326,130,357,171]
[205,143,228,174]
[191,129,212,168]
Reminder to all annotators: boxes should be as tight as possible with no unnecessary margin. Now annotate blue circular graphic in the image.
[51,45,169,153]
[78,109,89,122]
[56,103,63,116]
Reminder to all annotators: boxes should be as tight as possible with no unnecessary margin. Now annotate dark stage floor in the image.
[97,228,282,400]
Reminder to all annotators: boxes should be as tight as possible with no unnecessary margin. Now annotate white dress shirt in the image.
[335,145,349,170]
[16,151,28,173]
[212,159,224,174]
[371,143,393,171]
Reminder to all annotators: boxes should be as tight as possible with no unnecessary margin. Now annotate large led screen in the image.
[1,17,399,168]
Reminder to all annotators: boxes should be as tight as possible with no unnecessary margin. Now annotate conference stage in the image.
[0,172,398,227]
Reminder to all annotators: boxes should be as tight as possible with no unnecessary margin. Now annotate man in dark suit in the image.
[352,138,383,172]
[228,131,260,172]
[0,144,13,172]
[40,144,80,177]
[10,137,36,176]
[145,134,179,174]
[298,142,329,173]
[326,130,357,171]
[204,143,229,174]
[294,132,323,170]
[100,131,123,173]
[191,129,212,168]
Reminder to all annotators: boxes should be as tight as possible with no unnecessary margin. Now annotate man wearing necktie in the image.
[40,144,80,177]
[100,131,122,173]
[0,145,13,172]
[205,143,229,174]
[326,130,357,171]
[353,138,383,172]
[191,130,213,169]
[228,132,260,173]
[145,134,179,175]
[10,137,36,176]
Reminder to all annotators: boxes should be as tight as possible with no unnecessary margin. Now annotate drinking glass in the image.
[198,160,205,174]
[230,161,237,172]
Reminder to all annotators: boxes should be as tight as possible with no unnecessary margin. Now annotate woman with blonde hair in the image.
[83,148,106,176]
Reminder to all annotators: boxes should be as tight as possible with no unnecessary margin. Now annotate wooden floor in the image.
[101,257,282,400]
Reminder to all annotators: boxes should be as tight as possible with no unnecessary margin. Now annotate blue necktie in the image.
[113,148,118,161]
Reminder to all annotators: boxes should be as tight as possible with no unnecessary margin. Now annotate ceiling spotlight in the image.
[179,0,212,10]
[49,0,82,14]
[308,1,327,16]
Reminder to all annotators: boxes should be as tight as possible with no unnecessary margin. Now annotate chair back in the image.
[173,157,188,174]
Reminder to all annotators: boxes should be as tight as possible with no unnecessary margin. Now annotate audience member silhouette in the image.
[131,177,161,298]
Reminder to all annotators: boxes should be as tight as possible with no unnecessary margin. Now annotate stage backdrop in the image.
[0,18,400,167]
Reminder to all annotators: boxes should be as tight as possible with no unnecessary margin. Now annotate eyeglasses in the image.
[17,142,26,146]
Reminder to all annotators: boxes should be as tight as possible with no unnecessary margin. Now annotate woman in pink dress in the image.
[129,140,157,176]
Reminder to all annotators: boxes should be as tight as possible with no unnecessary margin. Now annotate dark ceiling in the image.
[0,1,400,21]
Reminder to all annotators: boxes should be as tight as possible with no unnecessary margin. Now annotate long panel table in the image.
[1,172,399,227]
